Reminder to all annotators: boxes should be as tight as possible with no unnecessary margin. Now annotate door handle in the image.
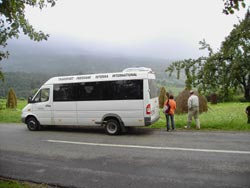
[45,105,51,107]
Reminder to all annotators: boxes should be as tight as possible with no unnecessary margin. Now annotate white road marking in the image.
[46,139,250,155]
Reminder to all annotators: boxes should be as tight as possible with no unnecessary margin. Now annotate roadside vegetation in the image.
[151,102,250,131]
[0,98,249,131]
[0,99,26,123]
[0,177,49,188]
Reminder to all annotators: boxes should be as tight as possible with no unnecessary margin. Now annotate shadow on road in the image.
[38,125,155,136]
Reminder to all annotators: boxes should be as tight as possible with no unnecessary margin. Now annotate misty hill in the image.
[0,38,185,98]
[3,53,170,76]
[2,37,173,75]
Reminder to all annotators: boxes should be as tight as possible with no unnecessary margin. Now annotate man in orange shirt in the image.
[164,94,177,131]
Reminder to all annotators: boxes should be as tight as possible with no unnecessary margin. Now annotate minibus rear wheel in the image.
[26,117,40,131]
[105,119,121,135]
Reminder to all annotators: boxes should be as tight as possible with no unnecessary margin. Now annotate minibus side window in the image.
[148,79,158,99]
[33,88,50,103]
[111,80,143,100]
[77,82,102,101]
[53,80,143,101]
[53,84,76,101]
[77,80,143,101]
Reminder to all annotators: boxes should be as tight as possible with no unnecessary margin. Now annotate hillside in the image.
[3,53,170,75]
[0,38,185,98]
[2,38,173,74]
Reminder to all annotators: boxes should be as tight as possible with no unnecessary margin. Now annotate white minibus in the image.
[21,67,160,135]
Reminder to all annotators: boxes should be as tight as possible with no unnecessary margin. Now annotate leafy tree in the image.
[166,10,250,102]
[223,0,247,14]
[221,9,250,100]
[195,42,234,101]
[6,87,17,108]
[166,58,201,90]
[0,0,56,61]
[0,0,56,82]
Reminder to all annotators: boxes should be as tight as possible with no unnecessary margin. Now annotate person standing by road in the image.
[185,90,200,129]
[164,94,176,131]
[246,105,250,124]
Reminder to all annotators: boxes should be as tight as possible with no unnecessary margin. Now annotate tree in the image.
[165,58,201,90]
[223,0,247,14]
[195,43,234,101]
[6,87,17,109]
[166,10,250,102]
[0,0,56,84]
[0,67,4,82]
[221,9,250,100]
[0,0,56,62]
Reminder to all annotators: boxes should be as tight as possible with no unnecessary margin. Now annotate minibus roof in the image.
[44,68,155,85]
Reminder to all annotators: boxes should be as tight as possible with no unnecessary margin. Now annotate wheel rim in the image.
[107,122,117,134]
[28,119,37,130]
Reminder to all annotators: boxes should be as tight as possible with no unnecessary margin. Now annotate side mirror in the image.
[28,96,33,103]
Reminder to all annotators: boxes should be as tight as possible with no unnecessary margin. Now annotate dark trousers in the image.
[166,114,175,130]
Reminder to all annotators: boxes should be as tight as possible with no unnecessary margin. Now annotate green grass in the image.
[0,99,249,131]
[0,178,48,188]
[151,102,250,131]
[0,99,27,123]
[0,179,29,188]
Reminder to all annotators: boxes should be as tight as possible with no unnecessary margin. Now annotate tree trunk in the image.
[210,93,218,104]
[245,87,250,101]
[245,75,250,101]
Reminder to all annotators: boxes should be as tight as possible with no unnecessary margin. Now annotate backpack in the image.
[162,101,171,114]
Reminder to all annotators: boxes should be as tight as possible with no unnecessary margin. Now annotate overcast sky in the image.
[24,0,249,60]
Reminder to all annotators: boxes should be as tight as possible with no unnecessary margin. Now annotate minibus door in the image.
[32,86,53,125]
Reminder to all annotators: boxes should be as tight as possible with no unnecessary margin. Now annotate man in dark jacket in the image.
[246,105,250,124]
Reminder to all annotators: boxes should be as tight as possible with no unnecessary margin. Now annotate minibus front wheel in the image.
[26,117,40,131]
[105,119,121,135]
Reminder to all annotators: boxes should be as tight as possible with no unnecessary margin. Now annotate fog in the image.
[19,0,249,60]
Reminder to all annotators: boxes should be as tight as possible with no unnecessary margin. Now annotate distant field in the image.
[0,99,249,131]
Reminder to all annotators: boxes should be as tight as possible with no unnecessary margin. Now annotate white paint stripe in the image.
[46,139,250,155]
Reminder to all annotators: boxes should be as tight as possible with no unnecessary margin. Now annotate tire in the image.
[26,117,40,131]
[105,119,121,135]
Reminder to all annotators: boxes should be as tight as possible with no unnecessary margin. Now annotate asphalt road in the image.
[0,124,250,188]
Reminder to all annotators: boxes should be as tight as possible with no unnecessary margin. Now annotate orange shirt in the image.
[164,99,176,115]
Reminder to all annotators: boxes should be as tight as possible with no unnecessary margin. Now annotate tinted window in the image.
[78,82,103,101]
[78,80,143,100]
[53,84,77,101]
[53,80,143,101]
[104,80,143,100]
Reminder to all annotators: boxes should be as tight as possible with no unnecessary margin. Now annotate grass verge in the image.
[150,102,250,131]
[0,177,49,188]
